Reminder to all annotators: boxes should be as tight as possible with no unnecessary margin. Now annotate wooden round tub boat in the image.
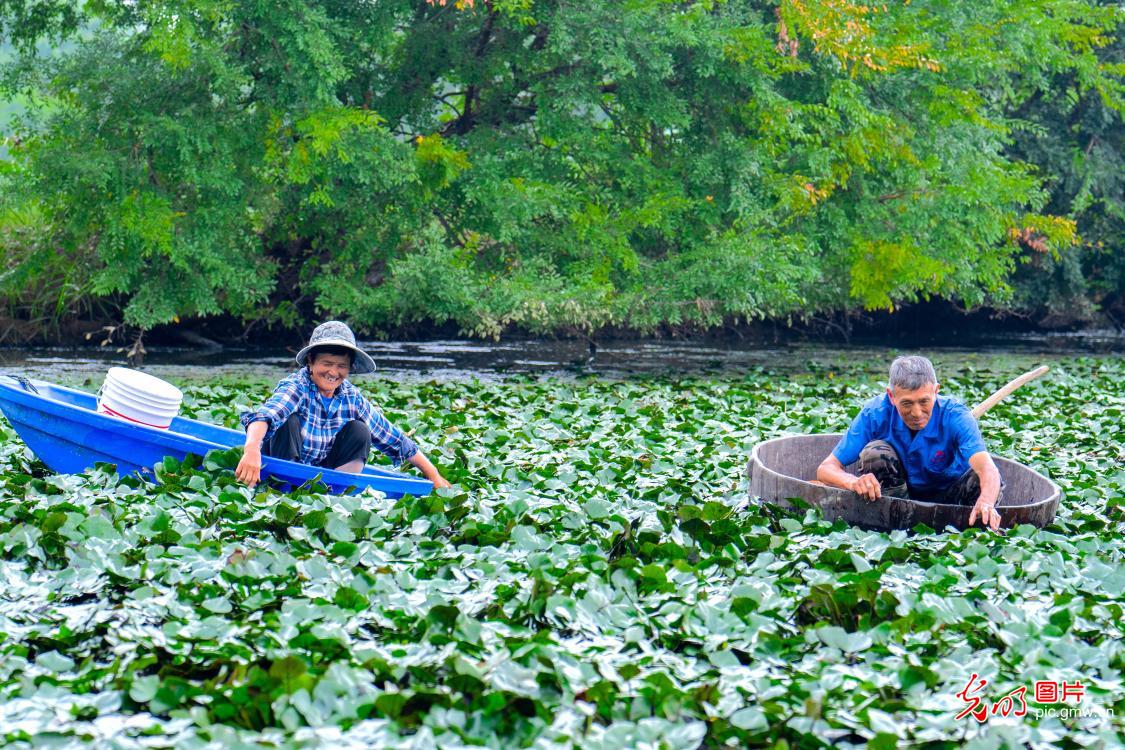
[747,434,1061,531]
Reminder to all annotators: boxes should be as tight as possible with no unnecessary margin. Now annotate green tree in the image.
[1003,16,1124,325]
[0,0,1121,338]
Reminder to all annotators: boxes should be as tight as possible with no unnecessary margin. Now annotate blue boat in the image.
[0,375,433,498]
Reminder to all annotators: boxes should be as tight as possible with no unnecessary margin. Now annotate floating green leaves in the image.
[0,355,1121,748]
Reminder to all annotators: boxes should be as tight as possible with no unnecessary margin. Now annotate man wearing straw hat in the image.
[235,321,450,489]
[816,355,1004,531]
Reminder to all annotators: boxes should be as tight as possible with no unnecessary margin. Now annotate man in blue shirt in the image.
[816,356,1004,531]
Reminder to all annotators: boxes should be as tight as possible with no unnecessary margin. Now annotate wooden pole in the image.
[971,366,1050,419]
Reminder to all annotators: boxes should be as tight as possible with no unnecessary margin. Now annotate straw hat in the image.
[295,321,377,375]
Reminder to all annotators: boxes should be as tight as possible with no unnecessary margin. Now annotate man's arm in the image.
[408,452,451,489]
[239,377,302,434]
[966,451,1003,531]
[355,396,450,487]
[817,454,882,502]
[235,420,269,488]
[235,378,303,488]
[356,396,422,467]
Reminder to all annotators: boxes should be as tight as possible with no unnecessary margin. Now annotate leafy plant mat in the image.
[0,356,1121,748]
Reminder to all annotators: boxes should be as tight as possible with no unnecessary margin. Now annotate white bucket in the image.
[97,367,183,429]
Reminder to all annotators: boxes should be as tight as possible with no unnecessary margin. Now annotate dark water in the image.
[0,330,1121,383]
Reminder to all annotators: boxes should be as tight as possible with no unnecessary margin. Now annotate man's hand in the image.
[849,473,882,502]
[966,452,1003,533]
[968,498,1003,532]
[235,446,262,488]
[409,452,451,490]
[818,455,881,502]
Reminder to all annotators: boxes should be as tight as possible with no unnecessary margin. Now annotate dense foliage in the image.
[1005,25,1125,325]
[0,355,1122,747]
[0,1,1121,338]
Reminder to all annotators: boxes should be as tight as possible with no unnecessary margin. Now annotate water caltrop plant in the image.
[0,354,1121,748]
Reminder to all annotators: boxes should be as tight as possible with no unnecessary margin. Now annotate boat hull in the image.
[747,434,1059,530]
[0,376,432,498]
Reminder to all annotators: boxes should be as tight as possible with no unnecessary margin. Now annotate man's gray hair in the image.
[888,355,938,391]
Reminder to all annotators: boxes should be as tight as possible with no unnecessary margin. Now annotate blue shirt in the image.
[239,369,419,467]
[832,394,987,498]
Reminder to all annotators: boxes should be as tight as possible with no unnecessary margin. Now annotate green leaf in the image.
[36,651,75,672]
[730,706,768,732]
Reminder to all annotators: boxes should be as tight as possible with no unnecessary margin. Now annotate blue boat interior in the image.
[0,375,431,496]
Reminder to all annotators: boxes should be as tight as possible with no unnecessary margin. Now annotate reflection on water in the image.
[0,330,1121,384]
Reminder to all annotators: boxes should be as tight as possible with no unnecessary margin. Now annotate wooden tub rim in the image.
[747,432,1061,513]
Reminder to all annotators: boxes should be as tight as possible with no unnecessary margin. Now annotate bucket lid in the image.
[105,367,182,403]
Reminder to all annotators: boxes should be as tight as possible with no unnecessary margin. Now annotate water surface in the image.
[0,330,1121,385]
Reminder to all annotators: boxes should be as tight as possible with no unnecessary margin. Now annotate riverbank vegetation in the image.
[0,355,1122,747]
[1,1,1122,341]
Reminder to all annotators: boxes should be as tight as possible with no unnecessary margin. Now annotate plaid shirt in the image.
[240,368,419,467]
